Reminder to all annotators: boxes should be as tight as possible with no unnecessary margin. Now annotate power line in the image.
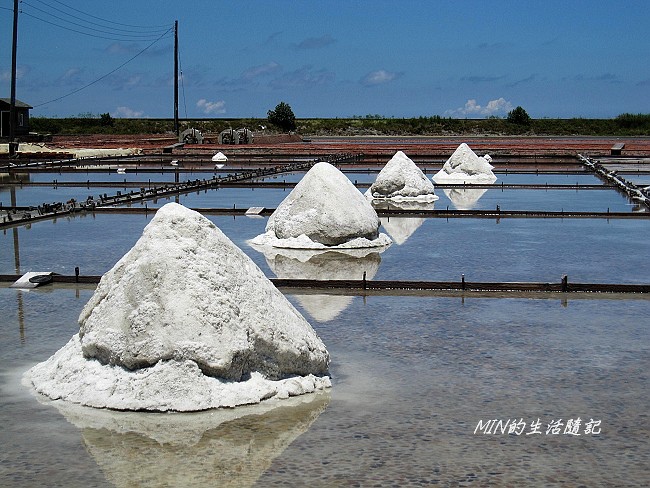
[33,26,173,108]
[21,9,172,41]
[45,0,170,29]
[21,0,166,39]
[27,0,170,34]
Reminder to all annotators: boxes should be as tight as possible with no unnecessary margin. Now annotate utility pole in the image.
[9,0,19,155]
[174,20,179,138]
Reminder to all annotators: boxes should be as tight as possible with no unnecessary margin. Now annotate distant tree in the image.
[100,112,114,127]
[507,106,531,125]
[267,102,296,132]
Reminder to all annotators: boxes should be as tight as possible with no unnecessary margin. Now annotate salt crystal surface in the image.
[253,162,391,249]
[432,143,497,182]
[365,151,439,202]
[25,203,330,411]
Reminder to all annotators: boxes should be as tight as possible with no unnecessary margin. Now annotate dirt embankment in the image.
[11,134,650,159]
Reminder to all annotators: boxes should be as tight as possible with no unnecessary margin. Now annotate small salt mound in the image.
[253,162,391,249]
[26,203,330,411]
[365,150,439,202]
[211,151,227,162]
[432,143,497,183]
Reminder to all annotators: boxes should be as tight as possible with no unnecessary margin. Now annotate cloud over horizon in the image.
[115,106,144,118]
[360,70,402,87]
[197,98,226,115]
[446,98,514,118]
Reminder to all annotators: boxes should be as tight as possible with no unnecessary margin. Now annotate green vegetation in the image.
[507,106,531,126]
[29,112,650,137]
[267,102,296,132]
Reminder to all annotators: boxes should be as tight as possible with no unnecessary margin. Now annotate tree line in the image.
[29,103,650,137]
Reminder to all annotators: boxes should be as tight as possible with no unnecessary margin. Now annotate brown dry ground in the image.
[48,134,650,159]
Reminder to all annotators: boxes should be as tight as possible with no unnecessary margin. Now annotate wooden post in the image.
[174,20,179,137]
[9,0,19,150]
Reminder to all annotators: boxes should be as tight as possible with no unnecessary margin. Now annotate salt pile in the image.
[212,151,227,162]
[25,203,330,411]
[432,143,497,182]
[365,150,439,202]
[252,162,391,249]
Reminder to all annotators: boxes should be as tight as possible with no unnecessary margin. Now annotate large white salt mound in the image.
[26,202,330,411]
[432,143,497,182]
[365,151,439,202]
[254,162,391,249]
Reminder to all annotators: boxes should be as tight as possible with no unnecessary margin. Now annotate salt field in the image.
[1,288,648,486]
[1,144,649,486]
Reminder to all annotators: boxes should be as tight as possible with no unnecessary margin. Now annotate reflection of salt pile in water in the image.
[253,162,391,249]
[40,391,329,488]
[25,203,330,411]
[373,200,436,245]
[365,151,439,202]
[252,245,383,322]
[432,143,497,183]
[443,186,491,210]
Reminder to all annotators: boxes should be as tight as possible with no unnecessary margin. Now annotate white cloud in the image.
[197,99,226,115]
[360,70,401,87]
[241,62,281,81]
[269,66,335,89]
[295,34,336,50]
[115,106,144,118]
[445,97,514,117]
[1,65,30,82]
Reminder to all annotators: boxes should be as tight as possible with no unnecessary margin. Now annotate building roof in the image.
[0,98,33,109]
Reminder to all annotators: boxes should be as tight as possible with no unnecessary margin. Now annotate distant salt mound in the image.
[211,151,227,162]
[26,203,330,411]
[432,143,497,182]
[365,151,439,202]
[253,162,391,249]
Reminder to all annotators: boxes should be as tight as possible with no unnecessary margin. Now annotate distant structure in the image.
[0,98,31,139]
[219,128,253,145]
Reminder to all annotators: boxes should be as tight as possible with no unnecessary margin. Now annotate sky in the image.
[1,0,649,119]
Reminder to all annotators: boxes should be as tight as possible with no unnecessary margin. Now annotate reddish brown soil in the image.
[48,134,650,158]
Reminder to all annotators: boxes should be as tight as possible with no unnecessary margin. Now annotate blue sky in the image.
[1,0,649,119]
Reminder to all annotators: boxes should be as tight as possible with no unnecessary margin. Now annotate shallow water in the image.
[1,171,648,487]
[1,287,648,487]
[1,212,647,284]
